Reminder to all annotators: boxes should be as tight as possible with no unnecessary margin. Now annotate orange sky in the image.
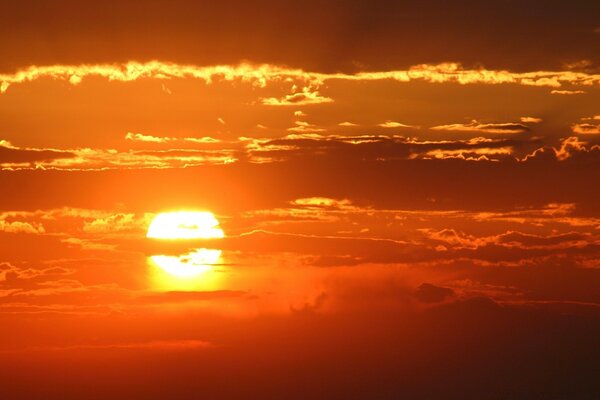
[1,2,599,399]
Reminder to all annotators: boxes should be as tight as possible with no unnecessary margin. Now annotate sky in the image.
[1,1,600,399]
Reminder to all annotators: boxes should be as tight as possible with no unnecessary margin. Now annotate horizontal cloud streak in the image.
[431,120,530,134]
[2,61,600,95]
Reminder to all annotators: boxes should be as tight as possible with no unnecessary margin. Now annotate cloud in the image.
[261,87,333,106]
[522,137,593,161]
[553,137,600,160]
[563,60,594,70]
[0,140,75,165]
[420,227,595,254]
[125,132,220,144]
[183,137,222,144]
[0,62,307,94]
[431,120,530,134]
[129,133,524,167]
[231,194,600,270]
[582,115,600,121]
[353,62,600,88]
[377,121,415,129]
[550,90,586,95]
[338,121,358,127]
[423,146,513,161]
[421,228,485,249]
[292,197,354,209]
[572,123,600,135]
[287,121,326,133]
[494,231,589,249]
[243,134,532,162]
[520,117,542,123]
[414,283,455,303]
[125,132,167,143]
[0,263,72,281]
[82,213,151,234]
[0,219,45,234]
[2,61,599,96]
[0,141,235,170]
[1,134,597,219]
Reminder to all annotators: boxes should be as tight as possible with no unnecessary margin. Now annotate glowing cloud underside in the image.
[146,211,225,239]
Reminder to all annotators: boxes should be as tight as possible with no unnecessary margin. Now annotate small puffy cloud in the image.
[338,121,358,127]
[378,121,414,129]
[431,120,530,134]
[262,87,333,106]
[218,117,225,125]
[422,228,484,249]
[563,60,593,70]
[125,132,167,143]
[0,219,45,234]
[287,121,326,133]
[294,110,307,117]
[572,123,600,135]
[520,117,542,124]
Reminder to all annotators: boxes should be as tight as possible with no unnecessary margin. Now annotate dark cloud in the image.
[496,231,588,247]
[414,283,455,303]
[1,140,599,216]
[248,135,538,161]
[1,297,598,399]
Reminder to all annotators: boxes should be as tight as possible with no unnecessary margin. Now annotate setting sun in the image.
[150,248,222,278]
[146,211,225,239]
[2,2,599,398]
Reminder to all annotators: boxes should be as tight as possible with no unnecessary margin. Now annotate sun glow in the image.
[146,211,225,285]
[146,211,224,239]
[150,248,222,278]
[149,248,224,291]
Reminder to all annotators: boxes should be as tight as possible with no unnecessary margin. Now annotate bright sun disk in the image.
[150,248,222,278]
[146,211,225,239]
